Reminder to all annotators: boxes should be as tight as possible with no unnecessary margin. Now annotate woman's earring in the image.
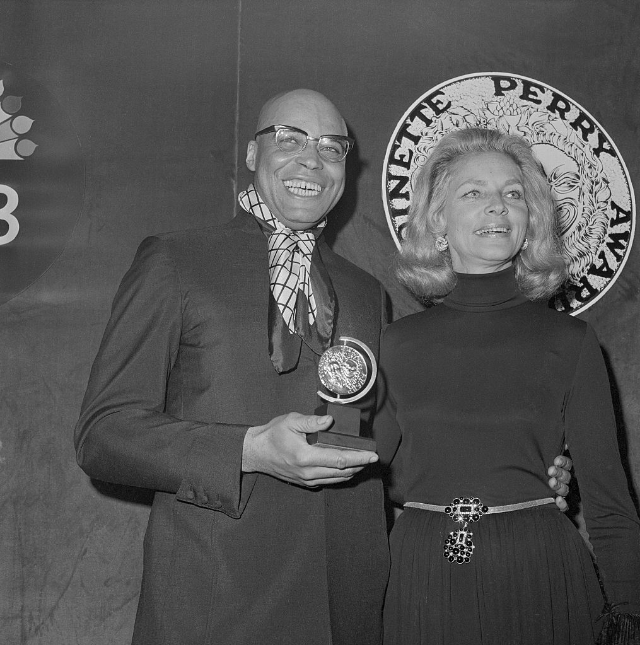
[435,236,449,252]
[521,238,529,251]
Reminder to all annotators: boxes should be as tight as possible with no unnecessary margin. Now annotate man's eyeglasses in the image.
[255,125,354,163]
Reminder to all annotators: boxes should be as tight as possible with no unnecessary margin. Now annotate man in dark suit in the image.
[75,89,390,645]
[75,88,571,645]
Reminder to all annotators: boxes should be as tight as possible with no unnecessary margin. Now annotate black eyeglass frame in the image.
[254,124,355,162]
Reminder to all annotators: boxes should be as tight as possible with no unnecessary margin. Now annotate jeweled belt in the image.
[404,497,555,564]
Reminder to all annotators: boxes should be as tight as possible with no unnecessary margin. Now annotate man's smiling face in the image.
[246,89,347,231]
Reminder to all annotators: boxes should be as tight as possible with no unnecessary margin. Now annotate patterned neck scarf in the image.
[238,184,324,332]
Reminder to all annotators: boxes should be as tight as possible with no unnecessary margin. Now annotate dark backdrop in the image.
[1,2,638,643]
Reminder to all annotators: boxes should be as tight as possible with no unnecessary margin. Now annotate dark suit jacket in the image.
[75,212,390,645]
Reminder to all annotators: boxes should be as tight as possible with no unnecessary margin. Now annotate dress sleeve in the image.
[74,236,257,519]
[564,323,640,619]
[373,326,403,468]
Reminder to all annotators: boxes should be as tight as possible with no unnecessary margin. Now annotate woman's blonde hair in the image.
[397,127,567,304]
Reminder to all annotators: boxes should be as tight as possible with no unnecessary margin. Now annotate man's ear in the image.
[246,140,257,171]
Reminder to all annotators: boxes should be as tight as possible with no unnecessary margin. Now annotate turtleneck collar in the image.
[443,266,529,312]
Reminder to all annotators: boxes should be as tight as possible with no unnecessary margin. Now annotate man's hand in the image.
[242,412,378,488]
[547,455,573,512]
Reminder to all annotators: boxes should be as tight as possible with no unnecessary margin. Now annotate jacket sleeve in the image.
[565,323,640,616]
[74,236,257,518]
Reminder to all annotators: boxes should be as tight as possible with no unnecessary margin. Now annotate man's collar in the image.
[238,184,327,236]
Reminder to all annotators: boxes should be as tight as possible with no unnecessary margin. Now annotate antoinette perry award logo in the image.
[382,73,635,314]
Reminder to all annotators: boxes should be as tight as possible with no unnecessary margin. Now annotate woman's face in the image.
[441,151,529,274]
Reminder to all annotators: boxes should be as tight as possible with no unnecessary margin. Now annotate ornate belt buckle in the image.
[443,497,488,564]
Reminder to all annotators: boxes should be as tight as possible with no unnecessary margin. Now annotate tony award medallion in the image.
[307,336,377,452]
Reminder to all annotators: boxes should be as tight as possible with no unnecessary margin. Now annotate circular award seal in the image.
[317,336,377,404]
[382,72,635,315]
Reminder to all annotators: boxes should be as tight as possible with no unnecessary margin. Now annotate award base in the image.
[307,402,376,452]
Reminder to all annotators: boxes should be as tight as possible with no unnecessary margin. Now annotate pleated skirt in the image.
[383,505,605,645]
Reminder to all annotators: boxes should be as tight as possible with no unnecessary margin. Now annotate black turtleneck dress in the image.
[374,268,640,645]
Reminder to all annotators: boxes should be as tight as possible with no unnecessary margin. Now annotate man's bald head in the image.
[255,89,347,136]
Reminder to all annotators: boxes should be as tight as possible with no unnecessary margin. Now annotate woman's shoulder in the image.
[383,305,446,338]
[521,301,597,356]
[527,300,589,331]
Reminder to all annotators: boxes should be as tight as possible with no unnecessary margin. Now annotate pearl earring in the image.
[435,236,449,252]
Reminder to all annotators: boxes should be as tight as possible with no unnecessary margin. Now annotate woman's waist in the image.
[399,468,555,507]
[404,496,555,519]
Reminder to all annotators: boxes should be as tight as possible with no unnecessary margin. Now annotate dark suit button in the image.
[186,489,195,500]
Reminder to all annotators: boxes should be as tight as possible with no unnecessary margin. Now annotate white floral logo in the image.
[383,73,635,314]
[0,65,83,305]
[0,78,37,246]
[0,79,36,160]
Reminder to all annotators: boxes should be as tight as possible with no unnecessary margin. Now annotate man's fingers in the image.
[333,449,379,467]
[291,448,379,486]
[284,465,366,487]
[553,455,573,470]
[547,465,571,484]
[246,412,378,486]
[555,495,569,512]
[298,475,361,487]
[259,412,379,487]
[291,414,334,435]
[303,447,378,470]
[548,476,568,495]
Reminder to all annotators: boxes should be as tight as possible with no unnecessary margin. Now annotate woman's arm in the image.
[565,324,640,615]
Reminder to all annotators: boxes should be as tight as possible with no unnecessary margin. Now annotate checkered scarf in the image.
[238,184,324,333]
